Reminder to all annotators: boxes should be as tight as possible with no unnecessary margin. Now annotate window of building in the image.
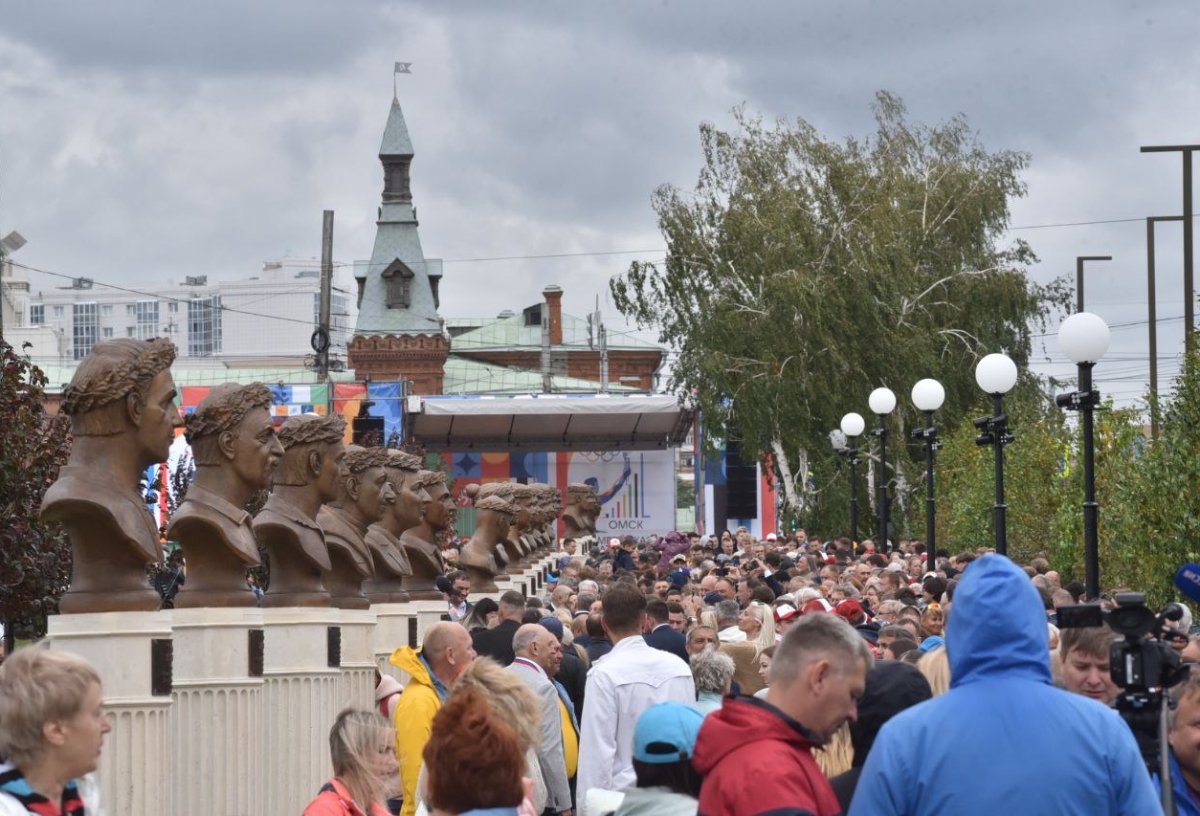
[126,304,135,316]
[29,304,43,325]
[101,304,113,317]
[52,306,64,318]
[380,259,415,309]
[188,295,222,356]
[72,302,99,360]
[127,327,135,337]
[135,300,160,340]
[168,301,179,314]
[103,327,114,338]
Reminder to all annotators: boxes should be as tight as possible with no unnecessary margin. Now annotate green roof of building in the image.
[450,311,662,352]
[443,356,639,395]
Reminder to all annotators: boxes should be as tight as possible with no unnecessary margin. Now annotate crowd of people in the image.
[5,526,1200,815]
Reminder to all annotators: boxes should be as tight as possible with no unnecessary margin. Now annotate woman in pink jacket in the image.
[303,709,397,816]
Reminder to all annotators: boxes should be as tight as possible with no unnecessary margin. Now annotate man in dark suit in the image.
[470,589,526,666]
[644,597,689,665]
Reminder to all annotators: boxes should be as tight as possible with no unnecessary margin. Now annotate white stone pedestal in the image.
[338,608,377,709]
[170,606,265,816]
[410,599,451,647]
[47,611,172,816]
[523,568,543,596]
[372,602,417,682]
[262,607,342,816]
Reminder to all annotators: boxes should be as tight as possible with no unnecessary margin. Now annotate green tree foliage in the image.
[0,342,72,646]
[612,92,1066,526]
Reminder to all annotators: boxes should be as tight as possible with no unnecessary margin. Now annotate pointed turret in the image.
[348,93,449,394]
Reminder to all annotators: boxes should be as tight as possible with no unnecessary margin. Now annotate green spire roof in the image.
[379,98,413,156]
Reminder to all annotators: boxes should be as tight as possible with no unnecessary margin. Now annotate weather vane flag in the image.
[393,61,411,100]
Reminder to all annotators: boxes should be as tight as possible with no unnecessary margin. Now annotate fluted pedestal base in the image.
[262,607,342,816]
[170,607,265,816]
[338,608,377,709]
[47,611,172,816]
[372,603,418,682]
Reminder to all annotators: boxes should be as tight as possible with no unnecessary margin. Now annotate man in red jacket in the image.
[692,613,873,816]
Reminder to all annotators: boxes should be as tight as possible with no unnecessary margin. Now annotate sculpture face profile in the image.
[460,483,520,593]
[255,413,347,607]
[363,449,428,603]
[563,483,600,540]
[399,470,452,599]
[41,338,182,613]
[317,446,395,609]
[170,383,283,608]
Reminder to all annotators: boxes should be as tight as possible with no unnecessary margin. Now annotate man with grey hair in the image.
[508,624,573,816]
[693,613,872,815]
[715,599,746,643]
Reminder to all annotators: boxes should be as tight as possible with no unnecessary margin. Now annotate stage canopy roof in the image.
[407,394,693,452]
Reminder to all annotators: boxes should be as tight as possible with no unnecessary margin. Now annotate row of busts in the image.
[37,341,595,612]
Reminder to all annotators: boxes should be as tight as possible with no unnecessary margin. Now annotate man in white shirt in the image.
[714,600,747,643]
[576,582,696,814]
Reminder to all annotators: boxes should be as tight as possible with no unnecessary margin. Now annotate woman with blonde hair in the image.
[303,708,395,816]
[413,658,544,815]
[0,646,110,815]
[737,601,776,657]
[917,646,952,697]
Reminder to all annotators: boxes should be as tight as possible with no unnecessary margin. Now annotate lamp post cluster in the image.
[831,312,1110,590]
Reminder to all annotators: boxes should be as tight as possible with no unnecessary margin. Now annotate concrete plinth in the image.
[372,603,418,682]
[47,611,172,816]
[170,606,265,816]
[410,599,451,647]
[262,607,342,816]
[523,568,543,596]
[338,608,377,709]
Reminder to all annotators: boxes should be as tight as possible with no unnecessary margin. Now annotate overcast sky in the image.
[4,1,1200,408]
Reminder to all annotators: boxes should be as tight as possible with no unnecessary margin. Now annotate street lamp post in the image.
[839,412,866,543]
[868,388,897,553]
[911,379,945,575]
[974,354,1018,555]
[1056,312,1111,601]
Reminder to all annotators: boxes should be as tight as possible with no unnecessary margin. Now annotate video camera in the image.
[1059,593,1188,778]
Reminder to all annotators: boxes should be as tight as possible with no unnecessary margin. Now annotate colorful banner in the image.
[179,384,329,419]
[332,381,404,445]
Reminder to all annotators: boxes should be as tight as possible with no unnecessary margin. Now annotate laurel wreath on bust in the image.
[60,338,177,415]
[415,470,447,488]
[277,414,347,448]
[184,383,273,443]
[344,446,391,474]
[384,449,424,471]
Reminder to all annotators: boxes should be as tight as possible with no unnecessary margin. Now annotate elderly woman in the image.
[690,649,736,715]
[0,646,110,815]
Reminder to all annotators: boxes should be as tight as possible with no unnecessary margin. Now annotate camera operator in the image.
[1059,624,1121,706]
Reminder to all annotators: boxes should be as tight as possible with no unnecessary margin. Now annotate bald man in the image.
[390,622,476,816]
[509,624,573,815]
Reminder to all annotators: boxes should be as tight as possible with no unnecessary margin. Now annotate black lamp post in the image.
[974,354,1018,556]
[1056,312,1111,600]
[837,413,865,543]
[868,388,896,553]
[911,379,945,574]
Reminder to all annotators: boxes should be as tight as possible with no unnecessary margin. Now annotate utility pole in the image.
[1075,255,1112,313]
[1141,144,1200,353]
[316,210,334,383]
[1147,216,1183,440]
[541,308,552,393]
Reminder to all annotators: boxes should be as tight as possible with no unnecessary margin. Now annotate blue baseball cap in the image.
[538,616,565,642]
[632,702,705,764]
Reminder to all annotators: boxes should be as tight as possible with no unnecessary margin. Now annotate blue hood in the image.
[946,555,1051,688]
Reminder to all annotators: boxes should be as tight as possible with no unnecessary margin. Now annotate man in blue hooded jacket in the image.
[849,554,1160,816]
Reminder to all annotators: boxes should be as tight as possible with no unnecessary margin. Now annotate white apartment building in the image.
[13,258,357,368]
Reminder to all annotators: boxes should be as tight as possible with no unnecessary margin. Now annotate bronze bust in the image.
[460,483,519,593]
[41,338,182,613]
[317,446,395,609]
[563,483,600,540]
[170,383,283,608]
[399,470,453,599]
[255,414,347,607]
[362,449,428,604]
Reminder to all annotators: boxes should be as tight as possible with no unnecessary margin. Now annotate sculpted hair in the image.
[414,470,447,489]
[274,414,346,485]
[383,449,424,472]
[61,338,177,435]
[423,689,525,812]
[343,446,391,474]
[185,383,274,465]
[0,646,102,767]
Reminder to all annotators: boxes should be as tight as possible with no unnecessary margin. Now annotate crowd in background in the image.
[5,525,1198,815]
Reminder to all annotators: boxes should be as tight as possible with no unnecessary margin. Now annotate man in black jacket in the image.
[643,597,689,665]
[470,589,526,666]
